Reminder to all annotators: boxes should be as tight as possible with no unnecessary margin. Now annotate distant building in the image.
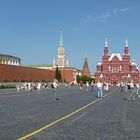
[58,67,82,83]
[95,40,139,84]
[33,30,80,83]
[0,54,21,66]
[82,57,90,77]
[53,29,68,67]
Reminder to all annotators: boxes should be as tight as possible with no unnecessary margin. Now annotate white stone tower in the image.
[54,29,68,67]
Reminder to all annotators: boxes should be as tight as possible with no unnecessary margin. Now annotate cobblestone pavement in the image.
[0,86,140,140]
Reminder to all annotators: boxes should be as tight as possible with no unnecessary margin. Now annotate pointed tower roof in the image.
[105,38,108,48]
[82,57,90,77]
[83,58,89,68]
[59,29,64,47]
[125,39,128,48]
[97,59,102,65]
[131,59,136,66]
[124,40,129,55]
[103,38,109,56]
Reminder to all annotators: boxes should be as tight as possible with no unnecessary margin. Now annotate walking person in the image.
[104,82,109,93]
[97,80,103,98]
[86,81,89,91]
[136,83,139,95]
[90,80,94,91]
[125,83,128,92]
[120,82,124,92]
[127,80,135,101]
[16,84,20,93]
[79,80,83,91]
[37,82,41,91]
[53,79,59,100]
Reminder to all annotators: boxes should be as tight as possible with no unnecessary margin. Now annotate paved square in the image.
[0,86,140,140]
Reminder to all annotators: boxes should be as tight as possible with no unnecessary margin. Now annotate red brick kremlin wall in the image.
[60,68,75,83]
[0,64,55,81]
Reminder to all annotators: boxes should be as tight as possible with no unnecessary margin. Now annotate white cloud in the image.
[120,7,129,12]
[85,15,94,23]
[112,7,129,14]
[84,7,130,23]
[99,7,130,22]
[100,12,111,21]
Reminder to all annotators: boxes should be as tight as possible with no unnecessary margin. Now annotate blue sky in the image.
[0,0,140,74]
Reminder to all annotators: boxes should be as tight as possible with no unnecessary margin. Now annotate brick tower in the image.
[82,57,90,77]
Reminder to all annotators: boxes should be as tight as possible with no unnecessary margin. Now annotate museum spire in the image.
[105,38,108,48]
[125,40,128,48]
[124,40,129,55]
[104,38,109,56]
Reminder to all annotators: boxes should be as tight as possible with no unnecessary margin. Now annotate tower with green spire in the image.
[58,29,64,56]
[59,29,64,47]
[55,29,68,67]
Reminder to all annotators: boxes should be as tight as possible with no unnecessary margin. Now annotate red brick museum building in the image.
[95,40,139,84]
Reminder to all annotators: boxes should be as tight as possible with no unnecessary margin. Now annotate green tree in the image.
[76,75,95,84]
[55,66,62,82]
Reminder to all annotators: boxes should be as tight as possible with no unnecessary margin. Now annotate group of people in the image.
[96,81,109,98]
[51,79,107,100]
[51,79,140,101]
[119,81,140,101]
[16,82,48,92]
[16,79,59,100]
[78,80,109,98]
[16,78,140,102]
[78,80,95,91]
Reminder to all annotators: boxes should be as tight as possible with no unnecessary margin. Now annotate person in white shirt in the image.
[127,80,135,101]
[37,82,41,91]
[86,81,89,91]
[16,84,20,93]
[53,79,59,100]
[136,83,139,95]
[96,80,103,98]
[90,80,94,91]
[104,82,109,92]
